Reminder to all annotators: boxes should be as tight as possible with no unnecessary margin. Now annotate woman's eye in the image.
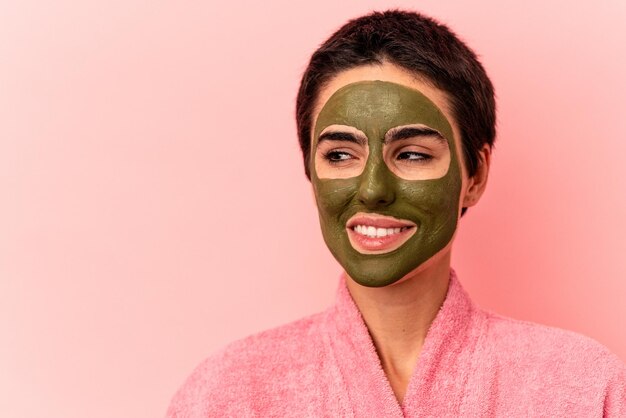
[324,151,354,162]
[397,151,432,162]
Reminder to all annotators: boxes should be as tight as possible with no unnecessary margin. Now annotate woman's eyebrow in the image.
[317,131,367,146]
[384,126,446,143]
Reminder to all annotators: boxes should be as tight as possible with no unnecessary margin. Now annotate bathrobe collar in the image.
[325,269,485,417]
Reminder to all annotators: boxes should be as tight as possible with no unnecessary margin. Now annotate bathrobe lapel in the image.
[325,271,485,417]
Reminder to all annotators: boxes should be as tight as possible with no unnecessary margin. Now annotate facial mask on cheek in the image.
[311,81,462,287]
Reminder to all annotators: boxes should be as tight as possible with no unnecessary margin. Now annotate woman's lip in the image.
[347,226,417,254]
[346,212,416,229]
[345,213,417,254]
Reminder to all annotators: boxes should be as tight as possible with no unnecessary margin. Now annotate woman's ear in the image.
[462,144,491,208]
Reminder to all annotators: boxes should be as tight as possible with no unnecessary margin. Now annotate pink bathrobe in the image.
[168,271,626,417]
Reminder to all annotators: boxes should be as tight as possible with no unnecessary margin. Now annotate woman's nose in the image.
[357,160,395,208]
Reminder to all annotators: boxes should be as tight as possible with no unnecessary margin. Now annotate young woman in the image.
[168,10,625,417]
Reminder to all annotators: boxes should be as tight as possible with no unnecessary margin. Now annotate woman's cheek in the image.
[314,178,358,219]
[399,173,460,211]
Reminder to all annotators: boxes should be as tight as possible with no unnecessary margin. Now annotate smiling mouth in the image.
[346,213,417,254]
[351,224,413,238]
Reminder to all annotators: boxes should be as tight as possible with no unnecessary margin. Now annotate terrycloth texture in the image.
[168,271,626,417]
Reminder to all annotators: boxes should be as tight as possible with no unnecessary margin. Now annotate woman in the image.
[168,10,625,417]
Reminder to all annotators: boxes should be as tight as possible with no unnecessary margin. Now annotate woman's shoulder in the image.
[460,309,626,415]
[166,311,331,417]
[477,309,625,388]
[481,310,620,363]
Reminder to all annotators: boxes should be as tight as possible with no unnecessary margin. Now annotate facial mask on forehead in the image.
[311,81,462,287]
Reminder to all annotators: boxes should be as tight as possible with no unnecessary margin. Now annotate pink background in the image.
[1,1,625,417]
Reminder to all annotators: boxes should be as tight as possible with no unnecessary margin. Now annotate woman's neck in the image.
[345,252,452,404]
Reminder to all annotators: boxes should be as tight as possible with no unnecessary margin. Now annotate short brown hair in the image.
[296,9,496,180]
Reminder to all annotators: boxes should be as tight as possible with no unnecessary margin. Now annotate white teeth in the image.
[352,224,410,238]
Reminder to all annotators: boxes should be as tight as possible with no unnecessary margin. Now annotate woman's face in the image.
[310,63,470,287]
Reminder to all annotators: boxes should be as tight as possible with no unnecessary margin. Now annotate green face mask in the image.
[311,81,462,287]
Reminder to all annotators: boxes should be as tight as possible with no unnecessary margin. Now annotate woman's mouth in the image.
[346,213,417,254]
